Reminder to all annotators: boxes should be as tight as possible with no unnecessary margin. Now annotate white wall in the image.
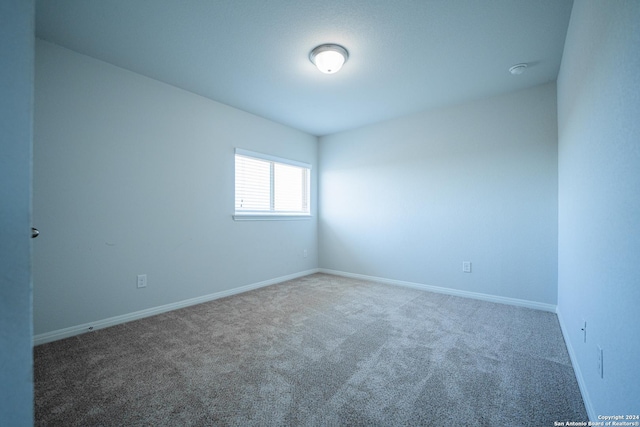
[319,83,558,305]
[33,40,318,337]
[0,0,34,424]
[557,0,640,418]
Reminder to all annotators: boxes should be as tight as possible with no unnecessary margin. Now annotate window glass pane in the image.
[235,155,271,211]
[274,163,307,212]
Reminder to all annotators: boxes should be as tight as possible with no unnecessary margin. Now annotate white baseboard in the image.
[33,267,556,345]
[556,308,596,421]
[33,268,320,346]
[318,268,557,313]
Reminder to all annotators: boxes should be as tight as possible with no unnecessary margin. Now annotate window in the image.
[234,148,311,220]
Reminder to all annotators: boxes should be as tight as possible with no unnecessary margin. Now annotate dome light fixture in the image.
[509,63,528,75]
[309,44,349,74]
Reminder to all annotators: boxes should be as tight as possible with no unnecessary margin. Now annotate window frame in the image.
[233,148,312,221]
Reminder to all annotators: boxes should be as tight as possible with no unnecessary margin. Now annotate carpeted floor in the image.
[34,273,587,426]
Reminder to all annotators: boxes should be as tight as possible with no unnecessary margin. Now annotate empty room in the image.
[2,0,639,425]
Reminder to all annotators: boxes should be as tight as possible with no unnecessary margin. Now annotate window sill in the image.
[233,213,312,221]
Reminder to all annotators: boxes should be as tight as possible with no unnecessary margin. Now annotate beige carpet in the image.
[34,273,587,426]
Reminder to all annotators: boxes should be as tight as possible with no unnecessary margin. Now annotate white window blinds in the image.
[235,149,310,217]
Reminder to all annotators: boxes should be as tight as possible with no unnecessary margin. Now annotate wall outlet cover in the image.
[137,274,147,288]
[597,346,604,379]
[462,261,472,273]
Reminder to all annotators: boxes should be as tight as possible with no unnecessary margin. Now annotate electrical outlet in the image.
[303,249,308,258]
[462,261,472,273]
[581,320,587,343]
[137,274,147,288]
[597,346,604,379]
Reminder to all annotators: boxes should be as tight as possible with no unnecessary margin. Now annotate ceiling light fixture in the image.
[309,44,349,74]
[509,63,528,75]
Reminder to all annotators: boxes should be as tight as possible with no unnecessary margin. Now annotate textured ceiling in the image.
[35,0,574,136]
